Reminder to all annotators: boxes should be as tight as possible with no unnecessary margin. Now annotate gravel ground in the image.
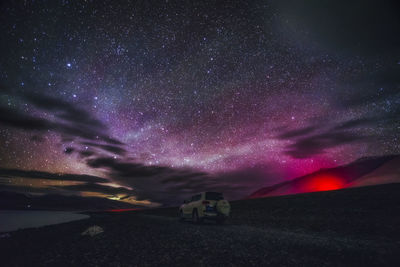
[1,184,399,266]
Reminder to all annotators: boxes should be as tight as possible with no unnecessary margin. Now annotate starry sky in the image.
[0,0,399,206]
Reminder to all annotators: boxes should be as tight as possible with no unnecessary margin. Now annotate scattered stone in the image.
[81,225,104,236]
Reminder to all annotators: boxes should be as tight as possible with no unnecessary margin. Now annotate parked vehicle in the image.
[179,192,230,224]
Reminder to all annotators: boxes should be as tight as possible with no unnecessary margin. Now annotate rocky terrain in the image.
[1,183,399,266]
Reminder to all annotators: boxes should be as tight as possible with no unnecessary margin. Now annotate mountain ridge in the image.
[0,191,142,211]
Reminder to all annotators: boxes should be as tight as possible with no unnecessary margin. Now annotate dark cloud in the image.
[86,155,206,204]
[56,122,123,146]
[333,118,377,131]
[285,131,370,159]
[86,156,170,178]
[0,90,124,150]
[162,165,284,202]
[85,155,282,205]
[0,179,134,200]
[79,150,96,158]
[0,104,121,146]
[333,105,400,132]
[0,106,51,131]
[67,121,295,204]
[276,126,316,139]
[0,184,64,195]
[160,172,209,184]
[81,141,126,156]
[56,183,134,196]
[0,168,136,200]
[0,168,109,183]
[275,109,399,159]
[23,91,105,129]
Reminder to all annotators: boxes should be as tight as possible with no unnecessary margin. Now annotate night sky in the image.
[0,0,399,206]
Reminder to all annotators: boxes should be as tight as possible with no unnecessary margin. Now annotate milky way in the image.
[0,0,399,205]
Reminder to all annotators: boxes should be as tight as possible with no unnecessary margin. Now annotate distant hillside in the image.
[349,156,400,187]
[0,191,141,211]
[249,155,399,199]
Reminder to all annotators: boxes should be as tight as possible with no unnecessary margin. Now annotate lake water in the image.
[0,210,89,232]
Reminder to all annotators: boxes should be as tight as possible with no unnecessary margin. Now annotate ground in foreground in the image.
[1,183,399,266]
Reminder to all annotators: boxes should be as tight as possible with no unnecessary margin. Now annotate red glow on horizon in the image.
[303,174,346,192]
[284,156,340,182]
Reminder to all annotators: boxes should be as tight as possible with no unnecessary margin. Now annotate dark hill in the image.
[0,191,140,211]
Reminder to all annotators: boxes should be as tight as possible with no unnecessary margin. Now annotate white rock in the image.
[81,225,104,236]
